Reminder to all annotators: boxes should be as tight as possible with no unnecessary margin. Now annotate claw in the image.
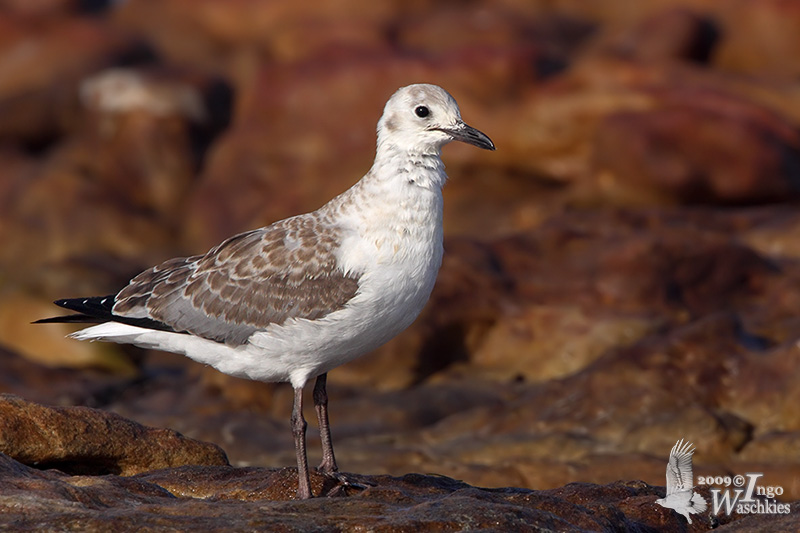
[318,471,375,496]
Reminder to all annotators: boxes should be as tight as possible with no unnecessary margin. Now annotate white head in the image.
[376,84,495,156]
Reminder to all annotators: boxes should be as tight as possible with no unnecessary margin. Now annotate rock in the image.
[0,68,224,297]
[1,449,794,530]
[593,8,719,63]
[0,0,110,18]
[476,54,800,209]
[112,0,395,70]
[0,394,229,475]
[491,209,775,316]
[724,342,800,433]
[715,0,800,77]
[0,345,133,405]
[468,304,660,382]
[593,94,800,205]
[742,209,800,261]
[80,67,208,123]
[0,13,139,148]
[421,207,775,382]
[395,4,546,68]
[0,139,177,298]
[718,506,800,532]
[414,311,800,498]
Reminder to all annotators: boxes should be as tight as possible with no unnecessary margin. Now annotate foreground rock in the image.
[1,450,797,531]
[0,395,228,476]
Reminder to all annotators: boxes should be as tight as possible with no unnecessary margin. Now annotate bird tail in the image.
[34,295,175,333]
[691,492,708,513]
[67,321,149,343]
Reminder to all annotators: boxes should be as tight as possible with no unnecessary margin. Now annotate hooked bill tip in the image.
[433,123,495,151]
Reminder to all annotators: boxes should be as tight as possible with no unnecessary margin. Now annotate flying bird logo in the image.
[655,439,708,524]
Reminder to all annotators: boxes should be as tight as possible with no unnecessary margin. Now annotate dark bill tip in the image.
[437,123,496,151]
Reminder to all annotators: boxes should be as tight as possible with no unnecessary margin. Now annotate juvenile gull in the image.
[36,83,495,499]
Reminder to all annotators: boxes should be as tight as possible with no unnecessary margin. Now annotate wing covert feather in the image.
[113,217,360,345]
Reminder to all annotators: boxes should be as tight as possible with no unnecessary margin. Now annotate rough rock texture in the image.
[0,394,228,476]
[593,94,800,205]
[0,446,796,531]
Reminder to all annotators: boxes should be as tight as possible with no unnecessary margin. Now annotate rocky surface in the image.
[0,394,228,476]
[1,0,800,530]
[0,445,796,531]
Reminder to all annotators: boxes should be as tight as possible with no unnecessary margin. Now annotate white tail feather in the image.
[691,493,707,513]
[69,322,152,343]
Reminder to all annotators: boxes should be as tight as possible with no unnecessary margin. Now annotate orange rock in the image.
[470,305,658,382]
[0,13,138,145]
[0,394,229,476]
[715,0,800,77]
[593,96,800,205]
[591,8,718,63]
[112,0,395,70]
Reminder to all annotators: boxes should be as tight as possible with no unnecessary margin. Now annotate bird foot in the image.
[317,470,375,497]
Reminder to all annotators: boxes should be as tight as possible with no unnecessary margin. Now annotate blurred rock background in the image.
[1,0,799,502]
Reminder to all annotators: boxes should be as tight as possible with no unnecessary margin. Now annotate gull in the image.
[655,439,708,524]
[36,83,495,499]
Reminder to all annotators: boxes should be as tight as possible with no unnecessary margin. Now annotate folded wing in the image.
[111,216,360,345]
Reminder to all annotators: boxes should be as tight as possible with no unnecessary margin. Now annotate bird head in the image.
[377,84,495,155]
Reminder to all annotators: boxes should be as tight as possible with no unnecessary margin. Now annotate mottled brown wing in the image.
[113,217,360,345]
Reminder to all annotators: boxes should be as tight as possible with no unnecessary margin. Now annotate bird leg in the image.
[313,373,338,474]
[291,386,312,499]
[313,374,376,496]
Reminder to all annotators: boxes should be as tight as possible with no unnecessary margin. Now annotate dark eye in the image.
[414,105,429,118]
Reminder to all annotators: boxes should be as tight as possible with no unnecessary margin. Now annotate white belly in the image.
[245,225,443,386]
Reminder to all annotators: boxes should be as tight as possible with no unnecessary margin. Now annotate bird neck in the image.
[371,144,447,191]
[376,132,443,159]
[318,144,447,229]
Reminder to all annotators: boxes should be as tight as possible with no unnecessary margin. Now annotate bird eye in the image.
[414,105,430,118]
